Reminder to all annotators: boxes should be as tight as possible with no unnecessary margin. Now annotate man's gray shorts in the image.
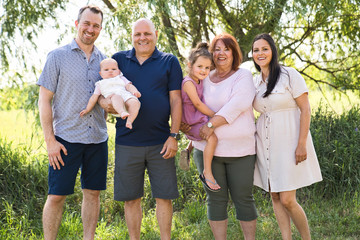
[114,144,179,201]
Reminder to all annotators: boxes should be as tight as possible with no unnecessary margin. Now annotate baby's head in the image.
[100,58,121,79]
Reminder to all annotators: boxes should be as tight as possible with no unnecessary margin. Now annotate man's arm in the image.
[98,95,117,114]
[38,86,67,170]
[161,90,182,159]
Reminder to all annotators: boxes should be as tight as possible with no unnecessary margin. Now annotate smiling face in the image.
[252,39,273,70]
[132,19,158,58]
[75,8,102,46]
[189,56,212,82]
[99,59,121,79]
[213,40,233,70]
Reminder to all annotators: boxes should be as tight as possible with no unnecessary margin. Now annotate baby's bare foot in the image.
[126,120,133,129]
[120,111,130,120]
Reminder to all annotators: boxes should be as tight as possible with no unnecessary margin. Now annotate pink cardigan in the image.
[193,68,256,157]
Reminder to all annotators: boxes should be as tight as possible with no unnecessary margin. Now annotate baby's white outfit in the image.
[94,73,137,102]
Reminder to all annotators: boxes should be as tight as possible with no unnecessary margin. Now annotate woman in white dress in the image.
[252,33,322,240]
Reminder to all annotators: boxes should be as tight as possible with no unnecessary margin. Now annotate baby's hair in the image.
[100,58,118,69]
[188,42,212,67]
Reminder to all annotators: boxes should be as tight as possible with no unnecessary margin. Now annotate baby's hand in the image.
[133,91,141,98]
[80,110,87,117]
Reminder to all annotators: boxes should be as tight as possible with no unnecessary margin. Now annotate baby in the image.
[80,58,141,129]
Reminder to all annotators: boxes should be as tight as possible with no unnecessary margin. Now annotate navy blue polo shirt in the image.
[112,47,183,146]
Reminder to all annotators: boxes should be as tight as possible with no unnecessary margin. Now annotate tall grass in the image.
[1,102,360,238]
[0,139,47,238]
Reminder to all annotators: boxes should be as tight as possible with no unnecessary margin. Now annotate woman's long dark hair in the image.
[252,33,281,98]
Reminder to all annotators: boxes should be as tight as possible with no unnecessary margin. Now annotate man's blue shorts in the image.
[47,136,108,195]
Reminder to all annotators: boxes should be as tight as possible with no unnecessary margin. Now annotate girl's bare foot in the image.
[203,171,221,191]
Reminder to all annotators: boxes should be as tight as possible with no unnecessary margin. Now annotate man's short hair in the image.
[78,5,103,24]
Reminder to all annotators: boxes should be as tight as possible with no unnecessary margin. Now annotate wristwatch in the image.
[170,133,180,141]
[207,122,214,128]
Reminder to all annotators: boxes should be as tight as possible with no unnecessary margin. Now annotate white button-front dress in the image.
[253,66,322,192]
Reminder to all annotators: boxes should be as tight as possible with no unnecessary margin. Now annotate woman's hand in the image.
[199,124,214,140]
[295,143,307,165]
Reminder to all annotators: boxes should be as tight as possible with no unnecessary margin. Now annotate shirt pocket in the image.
[272,84,286,94]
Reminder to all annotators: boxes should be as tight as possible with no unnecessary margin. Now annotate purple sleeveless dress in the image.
[181,76,208,141]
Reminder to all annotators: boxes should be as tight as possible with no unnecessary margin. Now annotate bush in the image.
[309,104,360,197]
[0,84,39,111]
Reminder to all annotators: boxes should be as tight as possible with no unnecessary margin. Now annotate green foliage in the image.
[0,84,40,127]
[1,107,360,238]
[0,83,39,111]
[309,104,360,197]
[108,0,360,92]
[0,0,67,71]
[3,0,360,93]
[0,139,47,237]
[278,0,360,91]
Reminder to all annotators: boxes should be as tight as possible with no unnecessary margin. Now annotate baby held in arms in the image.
[80,58,141,129]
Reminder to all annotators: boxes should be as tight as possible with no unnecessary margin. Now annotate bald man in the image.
[99,18,183,240]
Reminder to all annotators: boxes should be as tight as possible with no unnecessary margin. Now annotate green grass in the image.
[1,96,360,239]
[308,89,360,114]
[0,110,41,149]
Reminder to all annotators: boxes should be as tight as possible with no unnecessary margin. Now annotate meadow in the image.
[0,90,359,239]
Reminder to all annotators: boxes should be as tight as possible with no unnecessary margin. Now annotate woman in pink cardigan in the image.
[181,33,257,240]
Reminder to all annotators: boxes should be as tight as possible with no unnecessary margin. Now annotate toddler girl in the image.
[181,42,220,192]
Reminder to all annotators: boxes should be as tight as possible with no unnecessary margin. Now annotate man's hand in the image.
[160,137,178,159]
[46,138,67,170]
[98,95,117,114]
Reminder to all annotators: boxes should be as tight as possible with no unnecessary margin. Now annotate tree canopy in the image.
[1,0,360,92]
[0,0,66,70]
